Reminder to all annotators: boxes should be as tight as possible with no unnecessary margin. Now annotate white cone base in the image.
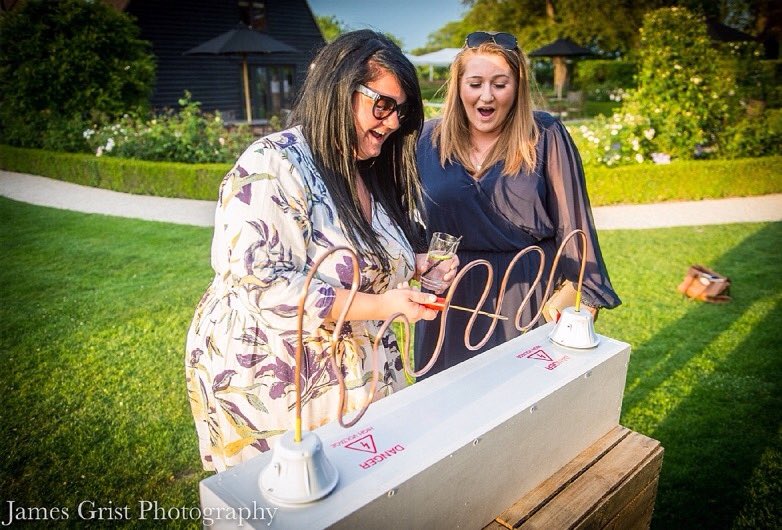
[548,306,600,349]
[260,430,339,506]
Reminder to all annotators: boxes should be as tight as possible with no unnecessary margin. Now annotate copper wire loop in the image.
[294,230,589,434]
[406,229,589,379]
[294,246,410,435]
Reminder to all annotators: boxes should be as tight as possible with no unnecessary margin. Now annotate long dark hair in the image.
[289,30,425,271]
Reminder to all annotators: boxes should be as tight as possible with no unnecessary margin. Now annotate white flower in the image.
[96,146,104,157]
[690,76,702,85]
[674,64,682,70]
[643,128,655,140]
[82,128,94,139]
[651,152,671,164]
[611,129,618,136]
[218,137,226,146]
[105,138,115,152]
[635,153,644,163]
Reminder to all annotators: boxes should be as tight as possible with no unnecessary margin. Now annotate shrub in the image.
[585,156,782,205]
[3,145,779,205]
[586,7,780,164]
[0,145,228,200]
[720,109,782,158]
[0,0,155,149]
[622,7,736,160]
[85,93,256,164]
[573,60,637,101]
[568,110,656,166]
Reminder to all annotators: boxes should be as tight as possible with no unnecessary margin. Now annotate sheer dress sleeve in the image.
[543,119,621,309]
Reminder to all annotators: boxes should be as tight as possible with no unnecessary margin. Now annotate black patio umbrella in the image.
[529,38,593,99]
[184,24,298,122]
[706,19,756,43]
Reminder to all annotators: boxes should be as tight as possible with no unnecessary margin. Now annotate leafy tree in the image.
[413,20,470,54]
[383,32,405,50]
[422,0,768,57]
[0,0,155,148]
[315,14,404,49]
[315,14,349,43]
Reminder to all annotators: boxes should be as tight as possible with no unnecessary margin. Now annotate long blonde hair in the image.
[433,42,539,177]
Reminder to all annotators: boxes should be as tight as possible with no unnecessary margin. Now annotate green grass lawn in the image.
[1,197,780,528]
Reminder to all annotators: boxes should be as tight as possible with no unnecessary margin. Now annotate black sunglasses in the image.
[356,84,409,122]
[464,31,519,51]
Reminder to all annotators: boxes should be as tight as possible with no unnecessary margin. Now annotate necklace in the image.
[470,142,495,171]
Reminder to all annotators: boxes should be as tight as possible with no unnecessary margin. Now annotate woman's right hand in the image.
[381,288,440,323]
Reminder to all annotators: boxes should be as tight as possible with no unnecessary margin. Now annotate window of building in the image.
[238,1,266,31]
[251,65,295,121]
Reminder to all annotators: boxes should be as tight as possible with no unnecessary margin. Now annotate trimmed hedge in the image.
[0,145,229,200]
[587,156,782,206]
[574,59,637,93]
[1,145,781,207]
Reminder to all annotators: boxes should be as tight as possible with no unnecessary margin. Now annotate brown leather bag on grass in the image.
[677,265,731,303]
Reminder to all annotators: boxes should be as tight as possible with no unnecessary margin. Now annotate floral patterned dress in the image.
[186,127,414,472]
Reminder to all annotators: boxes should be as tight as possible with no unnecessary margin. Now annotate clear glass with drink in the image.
[420,232,460,291]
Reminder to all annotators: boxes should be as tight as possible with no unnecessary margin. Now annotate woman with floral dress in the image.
[185,30,453,472]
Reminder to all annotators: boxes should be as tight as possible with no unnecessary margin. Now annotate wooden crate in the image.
[485,426,664,530]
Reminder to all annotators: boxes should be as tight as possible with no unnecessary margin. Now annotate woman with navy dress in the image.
[414,31,621,376]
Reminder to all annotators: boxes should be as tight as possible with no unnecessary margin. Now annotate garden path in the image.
[1,170,781,230]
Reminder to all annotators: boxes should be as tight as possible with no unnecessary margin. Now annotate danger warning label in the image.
[516,345,569,371]
[345,434,377,453]
[336,431,406,469]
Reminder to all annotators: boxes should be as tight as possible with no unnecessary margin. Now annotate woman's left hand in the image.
[415,252,460,294]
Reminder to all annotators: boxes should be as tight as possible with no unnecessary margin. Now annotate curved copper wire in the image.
[523,229,590,332]
[404,230,589,378]
[335,311,410,428]
[498,246,545,333]
[294,246,361,442]
[294,246,414,436]
[293,231,590,436]
[402,258,494,378]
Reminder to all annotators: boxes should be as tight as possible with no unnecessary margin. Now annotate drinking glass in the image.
[420,232,460,291]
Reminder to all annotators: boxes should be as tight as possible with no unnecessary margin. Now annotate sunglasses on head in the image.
[464,31,518,51]
[356,84,409,122]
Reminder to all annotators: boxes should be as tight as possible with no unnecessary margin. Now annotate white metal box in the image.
[199,322,630,529]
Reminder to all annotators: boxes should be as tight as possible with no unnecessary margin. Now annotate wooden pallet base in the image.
[484,425,664,530]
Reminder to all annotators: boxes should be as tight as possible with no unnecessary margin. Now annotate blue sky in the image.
[307,0,467,51]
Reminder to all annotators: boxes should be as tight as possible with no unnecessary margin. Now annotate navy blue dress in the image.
[414,112,621,376]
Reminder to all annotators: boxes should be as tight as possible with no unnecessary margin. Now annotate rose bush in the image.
[86,93,255,164]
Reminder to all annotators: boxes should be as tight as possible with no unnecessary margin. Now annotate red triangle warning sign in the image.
[526,348,554,362]
[345,434,377,454]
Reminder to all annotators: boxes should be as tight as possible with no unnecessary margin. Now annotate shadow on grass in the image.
[619,223,782,529]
